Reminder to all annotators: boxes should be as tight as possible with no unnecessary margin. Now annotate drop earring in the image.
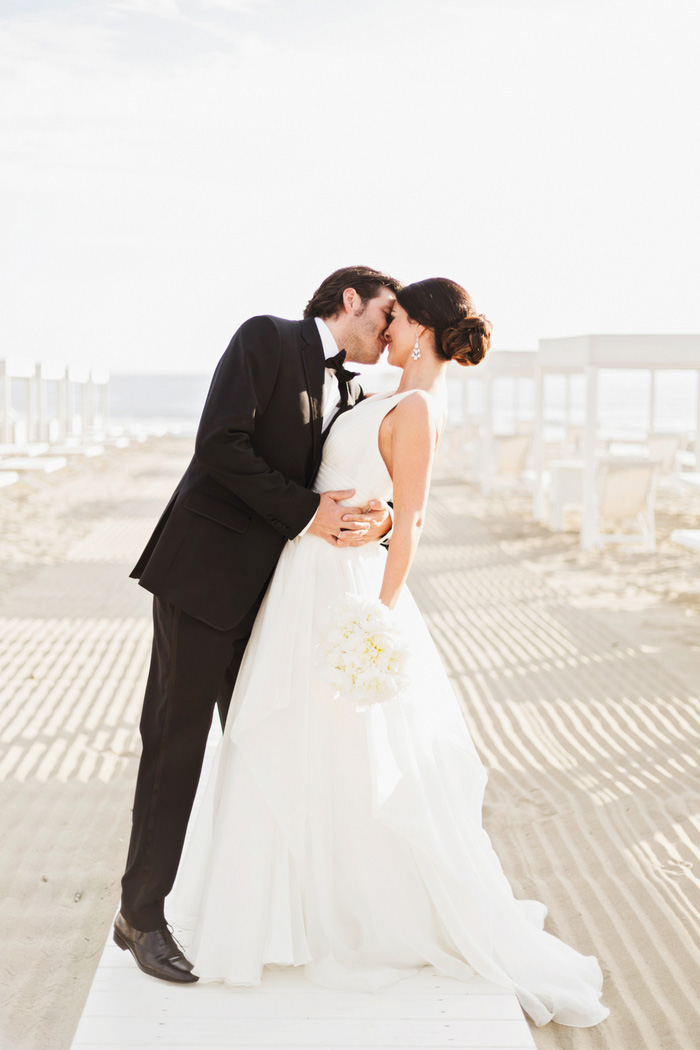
[411,332,421,361]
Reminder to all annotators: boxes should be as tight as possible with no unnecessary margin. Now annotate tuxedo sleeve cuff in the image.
[297,503,319,539]
[382,503,394,543]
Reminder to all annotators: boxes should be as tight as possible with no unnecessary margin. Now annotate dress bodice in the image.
[313,391,415,508]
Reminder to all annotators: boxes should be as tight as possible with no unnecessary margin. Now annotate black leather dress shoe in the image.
[113,912,198,984]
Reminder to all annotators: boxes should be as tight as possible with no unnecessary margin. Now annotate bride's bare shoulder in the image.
[378,391,445,472]
[391,390,444,431]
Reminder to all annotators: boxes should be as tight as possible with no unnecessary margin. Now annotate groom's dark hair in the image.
[304,266,402,319]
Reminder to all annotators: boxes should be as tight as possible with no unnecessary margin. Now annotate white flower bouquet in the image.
[318,594,410,708]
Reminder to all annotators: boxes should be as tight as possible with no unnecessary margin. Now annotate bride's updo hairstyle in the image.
[396,278,492,367]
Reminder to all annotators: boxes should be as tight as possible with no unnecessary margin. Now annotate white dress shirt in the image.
[316,316,344,432]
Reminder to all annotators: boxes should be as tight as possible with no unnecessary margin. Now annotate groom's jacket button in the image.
[183,492,250,533]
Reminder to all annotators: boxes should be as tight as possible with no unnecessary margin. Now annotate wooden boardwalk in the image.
[5,436,700,1049]
[72,948,534,1049]
[71,722,535,1049]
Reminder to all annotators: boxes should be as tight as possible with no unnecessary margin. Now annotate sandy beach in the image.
[1,437,700,1050]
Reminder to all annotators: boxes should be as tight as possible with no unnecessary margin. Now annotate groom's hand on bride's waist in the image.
[337,498,393,548]
[306,491,391,547]
[308,487,369,546]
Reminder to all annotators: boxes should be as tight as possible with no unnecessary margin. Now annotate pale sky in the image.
[2,0,699,373]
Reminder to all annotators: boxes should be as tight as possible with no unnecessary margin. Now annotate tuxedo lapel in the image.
[299,317,325,470]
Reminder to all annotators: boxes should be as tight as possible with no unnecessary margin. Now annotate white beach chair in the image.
[564,425,586,456]
[647,434,683,474]
[47,443,105,458]
[434,425,462,476]
[542,438,566,465]
[0,470,20,490]
[591,456,659,551]
[481,433,531,493]
[546,460,584,531]
[670,529,700,553]
[670,529,700,594]
[0,456,67,474]
[0,442,49,457]
[458,422,482,480]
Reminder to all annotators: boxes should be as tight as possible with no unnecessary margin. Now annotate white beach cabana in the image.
[66,365,110,439]
[443,350,536,487]
[531,334,700,549]
[0,358,110,448]
[0,357,36,446]
[474,350,536,492]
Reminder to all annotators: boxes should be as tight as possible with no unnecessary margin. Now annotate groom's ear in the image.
[341,287,358,314]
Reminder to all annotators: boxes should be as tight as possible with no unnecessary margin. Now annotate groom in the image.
[115,265,401,983]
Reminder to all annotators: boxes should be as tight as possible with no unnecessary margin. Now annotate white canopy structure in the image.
[0,358,109,446]
[446,350,536,486]
[476,350,536,491]
[0,357,35,445]
[531,334,700,549]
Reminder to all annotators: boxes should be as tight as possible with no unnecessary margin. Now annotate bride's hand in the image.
[337,499,392,547]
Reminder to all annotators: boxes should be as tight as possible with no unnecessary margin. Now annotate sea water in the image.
[104,366,698,439]
[448,368,698,438]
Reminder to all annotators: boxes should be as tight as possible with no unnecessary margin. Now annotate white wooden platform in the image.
[671,528,700,552]
[70,710,535,1050]
[48,443,105,457]
[70,710,536,1050]
[0,441,50,456]
[673,470,700,490]
[71,942,535,1049]
[0,454,67,472]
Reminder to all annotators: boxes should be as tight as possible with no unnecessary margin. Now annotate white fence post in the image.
[58,367,69,441]
[26,368,37,442]
[580,365,599,550]
[0,361,10,444]
[36,363,49,442]
[532,363,545,520]
[39,361,68,442]
[67,365,89,437]
[82,375,93,436]
[1,358,35,445]
[90,368,110,434]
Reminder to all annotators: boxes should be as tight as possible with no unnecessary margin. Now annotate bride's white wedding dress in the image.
[169,391,609,1028]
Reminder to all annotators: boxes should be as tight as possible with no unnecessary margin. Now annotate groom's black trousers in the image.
[120,594,262,931]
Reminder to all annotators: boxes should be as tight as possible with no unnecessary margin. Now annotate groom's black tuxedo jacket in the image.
[131,315,364,631]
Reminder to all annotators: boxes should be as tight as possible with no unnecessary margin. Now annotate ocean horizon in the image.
[108,367,698,439]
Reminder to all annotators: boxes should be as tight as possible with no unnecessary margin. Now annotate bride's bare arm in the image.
[378,393,441,609]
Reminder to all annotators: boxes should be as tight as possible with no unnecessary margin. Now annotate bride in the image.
[169,278,610,1029]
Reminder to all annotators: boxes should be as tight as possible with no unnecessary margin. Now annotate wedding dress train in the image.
[169,391,609,1028]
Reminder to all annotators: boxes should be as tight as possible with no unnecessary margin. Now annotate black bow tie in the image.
[325,349,359,384]
[325,350,359,409]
